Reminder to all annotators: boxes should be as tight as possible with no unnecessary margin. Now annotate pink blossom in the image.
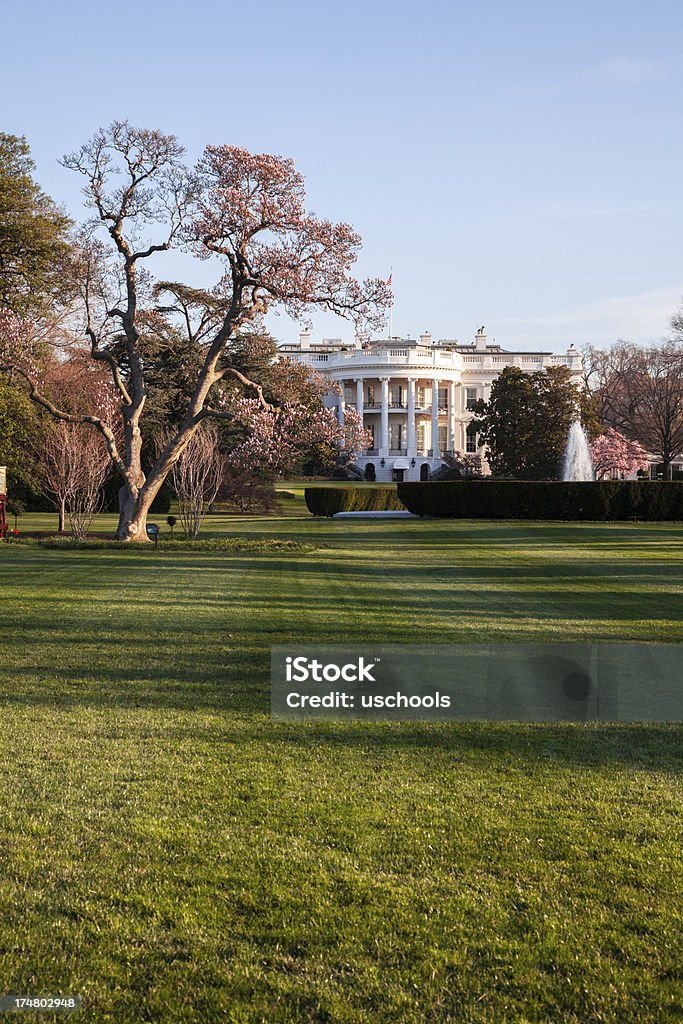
[590,428,650,478]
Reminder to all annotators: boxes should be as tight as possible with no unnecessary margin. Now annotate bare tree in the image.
[168,426,223,539]
[40,421,110,537]
[590,341,683,478]
[1,123,388,541]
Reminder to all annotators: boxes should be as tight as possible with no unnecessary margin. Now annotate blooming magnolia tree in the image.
[0,123,389,540]
[589,428,650,479]
[224,394,369,478]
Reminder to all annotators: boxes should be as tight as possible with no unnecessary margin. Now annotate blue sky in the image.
[2,0,682,350]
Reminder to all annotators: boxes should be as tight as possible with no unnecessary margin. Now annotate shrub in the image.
[396,480,683,521]
[305,486,405,517]
[215,470,277,514]
[20,536,315,554]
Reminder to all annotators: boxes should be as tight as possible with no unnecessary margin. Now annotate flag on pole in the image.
[386,272,392,287]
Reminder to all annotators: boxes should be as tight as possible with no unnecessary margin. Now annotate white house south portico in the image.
[280,328,584,482]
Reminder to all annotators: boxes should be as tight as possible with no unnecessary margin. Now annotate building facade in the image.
[280,327,585,483]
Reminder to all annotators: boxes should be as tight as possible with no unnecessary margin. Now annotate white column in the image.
[380,377,389,456]
[448,381,457,453]
[355,378,363,417]
[407,378,416,455]
[461,421,469,451]
[431,378,440,457]
[338,380,345,427]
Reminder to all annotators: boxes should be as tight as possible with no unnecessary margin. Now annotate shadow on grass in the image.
[1,667,682,771]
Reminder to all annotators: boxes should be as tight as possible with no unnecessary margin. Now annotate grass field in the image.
[1,507,682,1022]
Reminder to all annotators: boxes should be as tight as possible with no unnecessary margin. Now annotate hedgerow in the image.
[396,481,683,520]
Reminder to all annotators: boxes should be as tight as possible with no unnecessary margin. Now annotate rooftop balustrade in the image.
[286,347,577,373]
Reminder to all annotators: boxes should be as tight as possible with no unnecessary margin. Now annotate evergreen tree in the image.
[473,365,587,478]
[0,134,72,316]
[0,379,41,490]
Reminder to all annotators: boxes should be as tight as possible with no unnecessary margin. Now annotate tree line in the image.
[470,334,683,480]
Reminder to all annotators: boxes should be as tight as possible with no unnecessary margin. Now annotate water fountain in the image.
[561,422,594,481]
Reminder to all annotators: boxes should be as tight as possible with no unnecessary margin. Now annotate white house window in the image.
[438,425,448,450]
[366,384,375,406]
[344,385,354,403]
[466,422,478,453]
[417,423,426,452]
[417,386,427,407]
[466,387,478,410]
[438,387,448,411]
[390,422,404,451]
[390,385,404,406]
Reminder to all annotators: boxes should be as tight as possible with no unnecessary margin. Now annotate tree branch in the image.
[130,241,170,261]
[85,326,132,404]
[0,364,125,473]
[213,365,273,410]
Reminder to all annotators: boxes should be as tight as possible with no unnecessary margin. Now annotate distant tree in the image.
[590,428,650,480]
[1,123,388,541]
[471,367,536,477]
[472,365,587,478]
[589,340,683,479]
[0,375,44,497]
[30,346,117,532]
[217,465,277,514]
[40,421,110,537]
[0,134,72,316]
[168,425,223,539]
[6,498,24,531]
[0,378,38,481]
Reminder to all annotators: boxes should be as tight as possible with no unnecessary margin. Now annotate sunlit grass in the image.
[0,514,681,1022]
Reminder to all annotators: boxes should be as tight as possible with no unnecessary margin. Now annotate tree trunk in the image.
[58,499,65,533]
[115,420,196,540]
[116,483,152,542]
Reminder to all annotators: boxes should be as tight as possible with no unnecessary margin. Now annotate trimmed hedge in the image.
[396,480,683,521]
[305,486,405,517]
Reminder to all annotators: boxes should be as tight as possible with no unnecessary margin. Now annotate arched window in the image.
[364,463,376,481]
[420,463,430,481]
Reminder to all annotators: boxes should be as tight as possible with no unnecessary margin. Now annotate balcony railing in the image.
[286,349,579,373]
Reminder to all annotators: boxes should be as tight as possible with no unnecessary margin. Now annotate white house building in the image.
[279,327,585,483]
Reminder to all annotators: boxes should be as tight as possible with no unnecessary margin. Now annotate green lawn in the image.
[1,514,682,1022]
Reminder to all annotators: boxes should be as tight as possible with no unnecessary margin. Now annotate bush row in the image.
[396,481,683,521]
[20,537,314,554]
[305,486,405,517]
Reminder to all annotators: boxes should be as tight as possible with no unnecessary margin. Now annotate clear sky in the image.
[2,0,682,350]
